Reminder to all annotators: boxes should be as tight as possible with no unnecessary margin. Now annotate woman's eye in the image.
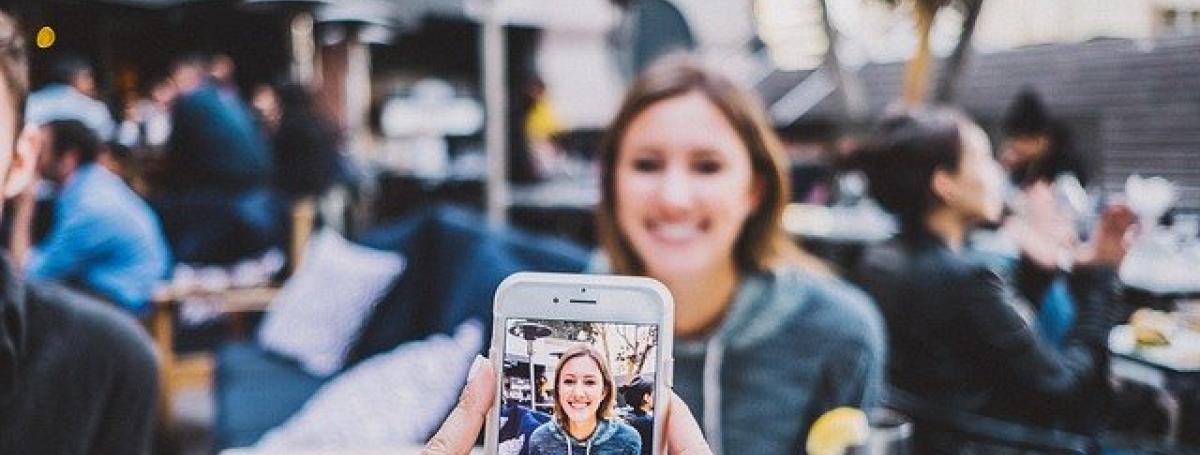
[632,158,662,172]
[584,379,598,386]
[694,160,723,174]
[563,379,575,385]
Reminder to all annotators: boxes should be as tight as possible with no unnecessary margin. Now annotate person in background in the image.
[593,54,885,454]
[208,53,240,100]
[250,83,282,135]
[997,88,1092,347]
[528,344,642,455]
[0,11,158,453]
[622,377,654,455]
[25,119,170,316]
[853,107,1135,453]
[1000,87,1087,189]
[24,53,115,141]
[116,76,175,153]
[270,83,343,200]
[155,53,277,264]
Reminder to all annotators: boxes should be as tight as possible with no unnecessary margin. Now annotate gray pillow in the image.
[258,229,405,377]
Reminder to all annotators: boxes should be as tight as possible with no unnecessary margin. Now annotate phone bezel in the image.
[484,272,674,455]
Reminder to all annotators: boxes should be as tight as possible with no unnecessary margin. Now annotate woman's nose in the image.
[656,167,694,209]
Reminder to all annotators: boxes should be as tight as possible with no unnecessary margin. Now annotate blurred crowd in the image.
[0,5,1191,455]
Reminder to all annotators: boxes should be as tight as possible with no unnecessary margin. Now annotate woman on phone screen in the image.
[528,344,641,455]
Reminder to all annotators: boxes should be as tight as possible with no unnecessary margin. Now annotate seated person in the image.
[0,11,158,453]
[26,119,171,315]
[852,107,1135,453]
[24,53,114,141]
[154,53,278,264]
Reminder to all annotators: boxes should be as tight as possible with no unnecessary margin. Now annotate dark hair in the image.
[49,53,92,86]
[45,119,100,164]
[1002,87,1051,138]
[621,377,654,409]
[853,107,969,230]
[0,11,28,137]
[171,52,211,73]
[1002,88,1088,187]
[273,83,342,195]
[596,53,826,276]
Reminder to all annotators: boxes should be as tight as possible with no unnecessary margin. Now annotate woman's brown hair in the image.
[595,53,824,276]
[551,344,616,429]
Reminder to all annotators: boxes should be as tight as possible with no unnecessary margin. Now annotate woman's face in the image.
[937,122,1007,224]
[1000,134,1049,172]
[556,355,607,424]
[614,91,760,279]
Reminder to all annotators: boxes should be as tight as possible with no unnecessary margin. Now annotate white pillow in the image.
[258,229,405,377]
[255,322,484,449]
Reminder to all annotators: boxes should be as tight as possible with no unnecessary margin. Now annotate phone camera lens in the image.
[581,288,586,293]
[553,297,560,303]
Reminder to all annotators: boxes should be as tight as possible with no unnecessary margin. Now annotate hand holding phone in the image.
[485,273,675,455]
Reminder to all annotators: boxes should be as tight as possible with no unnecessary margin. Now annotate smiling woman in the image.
[592,54,886,455]
[528,344,642,455]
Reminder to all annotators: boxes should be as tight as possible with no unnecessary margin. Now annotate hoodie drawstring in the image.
[563,423,595,455]
[565,439,593,455]
[703,335,725,455]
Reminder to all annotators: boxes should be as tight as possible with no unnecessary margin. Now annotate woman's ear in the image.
[749,177,765,211]
[930,167,956,206]
[4,125,40,199]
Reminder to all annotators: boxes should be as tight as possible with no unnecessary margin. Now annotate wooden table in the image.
[149,285,281,425]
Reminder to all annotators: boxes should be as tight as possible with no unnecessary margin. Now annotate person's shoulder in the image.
[781,266,877,324]
[528,420,557,442]
[612,417,641,435]
[865,239,987,284]
[777,266,885,351]
[608,419,643,448]
[27,282,157,373]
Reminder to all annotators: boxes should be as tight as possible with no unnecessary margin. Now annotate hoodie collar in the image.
[0,253,28,401]
[557,417,616,446]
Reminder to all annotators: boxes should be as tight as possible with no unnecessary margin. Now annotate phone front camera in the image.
[553,297,560,303]
[581,288,586,293]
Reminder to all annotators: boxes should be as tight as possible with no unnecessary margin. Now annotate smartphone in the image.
[485,272,674,455]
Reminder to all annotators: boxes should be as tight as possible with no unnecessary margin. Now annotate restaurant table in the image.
[1109,321,1200,448]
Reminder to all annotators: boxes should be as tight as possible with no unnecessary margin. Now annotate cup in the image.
[848,408,914,455]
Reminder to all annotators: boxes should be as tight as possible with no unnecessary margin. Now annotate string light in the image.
[36,26,55,49]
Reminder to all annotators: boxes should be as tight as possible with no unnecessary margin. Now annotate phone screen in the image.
[496,317,660,455]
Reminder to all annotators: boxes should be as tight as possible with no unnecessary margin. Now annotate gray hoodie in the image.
[528,417,642,455]
[673,265,886,455]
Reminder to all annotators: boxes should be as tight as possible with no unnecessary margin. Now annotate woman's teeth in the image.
[651,222,702,241]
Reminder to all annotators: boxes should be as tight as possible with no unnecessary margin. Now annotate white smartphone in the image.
[485,272,674,455]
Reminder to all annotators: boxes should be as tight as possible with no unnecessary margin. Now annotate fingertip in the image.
[462,356,496,413]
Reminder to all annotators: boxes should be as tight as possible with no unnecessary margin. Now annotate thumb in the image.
[423,356,496,455]
[665,391,713,455]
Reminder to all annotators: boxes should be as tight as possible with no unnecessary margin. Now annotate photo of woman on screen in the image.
[528,344,642,455]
